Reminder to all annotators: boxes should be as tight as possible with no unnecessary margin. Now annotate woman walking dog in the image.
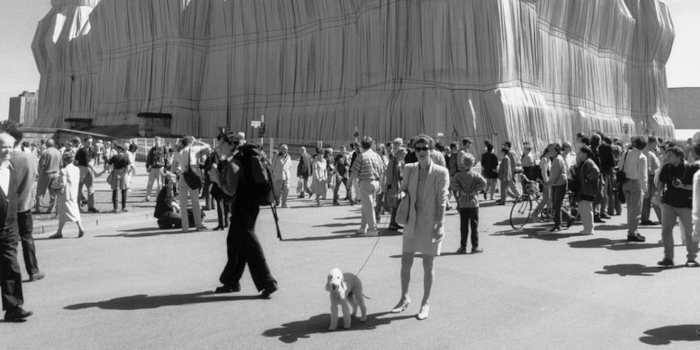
[390,135,449,320]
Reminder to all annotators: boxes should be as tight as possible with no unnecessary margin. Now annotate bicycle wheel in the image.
[510,198,533,231]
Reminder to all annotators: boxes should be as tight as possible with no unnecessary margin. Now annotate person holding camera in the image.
[212,132,278,298]
[656,146,700,267]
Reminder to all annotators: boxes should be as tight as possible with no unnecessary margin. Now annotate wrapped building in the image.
[33,0,675,150]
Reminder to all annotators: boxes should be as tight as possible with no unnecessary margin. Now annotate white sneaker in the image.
[356,228,367,235]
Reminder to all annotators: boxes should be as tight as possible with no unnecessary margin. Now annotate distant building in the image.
[668,87,700,130]
[8,91,38,126]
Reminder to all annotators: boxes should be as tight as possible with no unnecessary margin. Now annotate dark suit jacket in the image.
[0,163,19,237]
[10,151,38,213]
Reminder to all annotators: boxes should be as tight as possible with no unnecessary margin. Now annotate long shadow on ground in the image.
[595,264,673,277]
[568,238,662,251]
[639,325,700,345]
[284,230,400,242]
[262,312,415,343]
[95,228,215,238]
[64,292,260,311]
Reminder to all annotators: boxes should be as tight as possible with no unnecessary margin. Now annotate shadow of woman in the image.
[639,325,700,345]
[262,312,415,343]
[64,291,261,311]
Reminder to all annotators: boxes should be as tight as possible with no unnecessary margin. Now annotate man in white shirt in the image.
[271,144,292,208]
[620,137,648,242]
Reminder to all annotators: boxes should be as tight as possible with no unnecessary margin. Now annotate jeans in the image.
[551,184,568,227]
[579,200,594,234]
[178,179,202,229]
[78,166,95,209]
[641,173,661,223]
[622,180,642,235]
[146,167,163,199]
[661,204,698,261]
[359,180,380,231]
[17,211,39,276]
[458,207,479,249]
[274,179,289,206]
[333,176,351,202]
[499,180,519,202]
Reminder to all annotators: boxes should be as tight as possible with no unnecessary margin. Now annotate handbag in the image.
[616,151,629,203]
[182,148,202,190]
[395,192,410,226]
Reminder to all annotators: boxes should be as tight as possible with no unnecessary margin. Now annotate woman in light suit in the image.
[390,135,450,320]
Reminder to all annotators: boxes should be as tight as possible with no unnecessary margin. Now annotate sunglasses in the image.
[415,146,429,151]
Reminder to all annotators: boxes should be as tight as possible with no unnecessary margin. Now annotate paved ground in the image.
[1,162,700,349]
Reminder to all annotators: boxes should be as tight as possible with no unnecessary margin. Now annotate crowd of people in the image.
[1,121,699,323]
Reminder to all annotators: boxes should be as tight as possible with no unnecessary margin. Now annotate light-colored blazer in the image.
[401,161,449,238]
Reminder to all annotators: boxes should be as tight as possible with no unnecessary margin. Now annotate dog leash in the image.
[354,235,382,277]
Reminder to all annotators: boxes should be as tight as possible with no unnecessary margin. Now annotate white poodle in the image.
[325,268,367,330]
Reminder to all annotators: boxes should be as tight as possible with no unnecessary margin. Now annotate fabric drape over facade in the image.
[33,0,675,153]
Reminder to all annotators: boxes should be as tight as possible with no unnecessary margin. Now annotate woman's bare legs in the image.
[421,255,435,306]
[392,252,414,311]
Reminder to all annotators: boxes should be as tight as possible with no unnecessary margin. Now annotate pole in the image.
[260,114,265,146]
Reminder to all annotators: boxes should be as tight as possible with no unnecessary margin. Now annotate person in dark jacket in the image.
[145,137,168,202]
[296,147,313,198]
[107,145,131,212]
[480,141,499,201]
[0,131,32,321]
[576,146,601,235]
[154,173,181,229]
[213,131,278,298]
[656,146,699,267]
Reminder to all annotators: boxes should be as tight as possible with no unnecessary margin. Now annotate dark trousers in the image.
[333,176,351,202]
[219,204,276,291]
[0,228,23,311]
[17,211,39,276]
[112,189,127,210]
[157,212,182,229]
[551,184,569,227]
[215,198,230,229]
[458,207,479,249]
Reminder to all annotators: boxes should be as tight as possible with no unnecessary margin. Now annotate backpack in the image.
[235,144,277,206]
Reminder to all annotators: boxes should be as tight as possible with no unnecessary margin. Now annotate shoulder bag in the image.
[182,148,203,190]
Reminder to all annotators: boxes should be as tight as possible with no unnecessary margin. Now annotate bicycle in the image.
[509,173,577,231]
[509,174,543,231]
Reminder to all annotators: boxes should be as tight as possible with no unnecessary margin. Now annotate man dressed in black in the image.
[0,131,32,321]
[212,132,278,298]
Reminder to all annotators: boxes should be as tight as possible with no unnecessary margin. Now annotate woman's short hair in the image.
[62,151,75,163]
[413,134,435,149]
[664,146,685,160]
[360,136,374,150]
[579,145,595,159]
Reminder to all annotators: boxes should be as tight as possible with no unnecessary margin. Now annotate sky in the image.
[0,0,698,119]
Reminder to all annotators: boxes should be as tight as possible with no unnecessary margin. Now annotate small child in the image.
[451,154,486,254]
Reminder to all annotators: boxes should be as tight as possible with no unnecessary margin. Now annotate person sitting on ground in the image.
[154,172,182,229]
[451,154,486,254]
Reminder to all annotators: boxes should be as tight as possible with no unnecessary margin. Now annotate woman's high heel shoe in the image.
[390,299,411,313]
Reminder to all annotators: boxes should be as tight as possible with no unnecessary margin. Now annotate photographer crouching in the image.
[210,131,278,298]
